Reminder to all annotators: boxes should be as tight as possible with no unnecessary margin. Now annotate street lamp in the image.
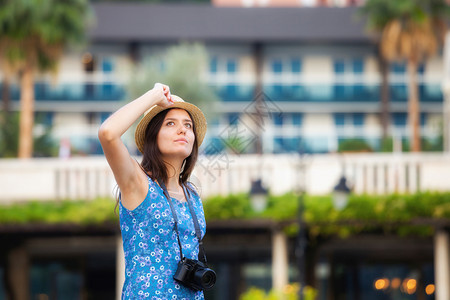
[295,151,308,300]
[249,179,268,212]
[332,175,351,210]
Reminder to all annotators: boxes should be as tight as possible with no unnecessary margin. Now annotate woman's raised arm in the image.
[98,83,173,207]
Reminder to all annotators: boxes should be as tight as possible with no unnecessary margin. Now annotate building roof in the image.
[89,3,372,43]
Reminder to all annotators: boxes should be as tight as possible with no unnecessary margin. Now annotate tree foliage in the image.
[128,43,219,121]
[0,0,93,157]
[361,0,450,152]
[0,111,57,157]
[2,191,450,238]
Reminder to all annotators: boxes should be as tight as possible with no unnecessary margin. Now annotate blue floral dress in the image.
[119,176,206,300]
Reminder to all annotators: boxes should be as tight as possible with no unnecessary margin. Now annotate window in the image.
[334,113,346,126]
[225,84,237,97]
[335,85,347,98]
[392,113,407,127]
[273,84,283,96]
[274,114,283,126]
[421,113,427,127]
[101,58,113,73]
[292,113,303,126]
[391,63,406,74]
[352,59,363,74]
[102,82,114,98]
[272,60,283,73]
[334,113,365,127]
[334,60,345,74]
[274,137,284,153]
[100,112,110,123]
[334,58,364,74]
[291,59,302,73]
[226,59,237,73]
[418,63,426,75]
[210,57,218,73]
[353,113,364,127]
[228,113,239,125]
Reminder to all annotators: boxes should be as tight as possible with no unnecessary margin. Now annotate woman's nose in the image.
[177,124,186,134]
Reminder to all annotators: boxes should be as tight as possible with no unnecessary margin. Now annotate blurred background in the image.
[1,0,450,299]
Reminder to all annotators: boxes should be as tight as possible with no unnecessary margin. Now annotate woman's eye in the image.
[167,121,174,126]
[185,123,192,128]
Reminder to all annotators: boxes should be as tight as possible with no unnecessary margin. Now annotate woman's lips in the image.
[174,138,188,143]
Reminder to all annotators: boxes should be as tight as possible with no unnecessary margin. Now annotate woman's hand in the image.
[152,83,174,108]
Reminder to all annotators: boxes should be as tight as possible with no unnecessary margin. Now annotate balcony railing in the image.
[213,83,443,102]
[3,82,126,102]
[1,82,442,103]
[1,153,450,203]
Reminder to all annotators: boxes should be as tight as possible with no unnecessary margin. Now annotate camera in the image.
[173,257,216,291]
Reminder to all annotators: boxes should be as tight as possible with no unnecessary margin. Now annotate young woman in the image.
[98,83,208,299]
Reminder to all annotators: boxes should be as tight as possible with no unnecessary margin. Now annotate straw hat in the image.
[135,95,207,154]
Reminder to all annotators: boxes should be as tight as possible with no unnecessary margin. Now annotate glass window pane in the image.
[352,59,364,74]
[228,113,239,125]
[391,63,406,74]
[226,84,237,97]
[102,58,113,73]
[334,113,346,126]
[421,113,427,127]
[273,84,283,96]
[272,59,283,73]
[291,59,302,73]
[210,57,218,73]
[392,112,407,126]
[353,113,364,126]
[418,63,426,75]
[292,113,303,126]
[334,60,345,74]
[274,114,283,126]
[227,59,237,73]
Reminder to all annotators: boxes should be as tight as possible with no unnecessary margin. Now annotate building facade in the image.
[2,3,444,157]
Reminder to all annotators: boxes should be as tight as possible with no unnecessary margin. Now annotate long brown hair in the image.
[114,108,199,213]
[141,108,199,193]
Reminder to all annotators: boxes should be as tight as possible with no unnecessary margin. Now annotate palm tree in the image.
[0,0,92,158]
[362,0,449,152]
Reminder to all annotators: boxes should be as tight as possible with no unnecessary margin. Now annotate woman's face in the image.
[157,109,195,160]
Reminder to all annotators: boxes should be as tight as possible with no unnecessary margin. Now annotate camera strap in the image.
[157,179,208,264]
[181,184,208,264]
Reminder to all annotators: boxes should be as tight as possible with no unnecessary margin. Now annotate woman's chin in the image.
[162,151,191,160]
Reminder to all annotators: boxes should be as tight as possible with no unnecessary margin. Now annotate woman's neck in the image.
[163,157,184,191]
[166,176,181,191]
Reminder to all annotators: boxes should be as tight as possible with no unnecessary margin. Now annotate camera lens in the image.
[202,270,215,286]
[195,268,216,290]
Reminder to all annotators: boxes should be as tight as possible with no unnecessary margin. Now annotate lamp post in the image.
[332,175,351,210]
[296,151,308,300]
[249,179,268,212]
[297,189,306,300]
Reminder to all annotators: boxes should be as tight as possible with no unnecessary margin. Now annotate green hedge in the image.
[203,192,450,237]
[0,198,117,225]
[2,192,450,237]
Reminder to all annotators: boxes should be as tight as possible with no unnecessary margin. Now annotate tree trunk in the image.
[379,56,390,140]
[18,65,35,158]
[407,59,421,152]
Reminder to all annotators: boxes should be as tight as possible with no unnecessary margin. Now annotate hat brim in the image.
[135,99,207,154]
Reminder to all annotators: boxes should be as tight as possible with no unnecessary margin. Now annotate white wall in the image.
[2,153,450,203]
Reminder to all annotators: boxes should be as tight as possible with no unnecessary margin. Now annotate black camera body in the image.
[173,257,216,291]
